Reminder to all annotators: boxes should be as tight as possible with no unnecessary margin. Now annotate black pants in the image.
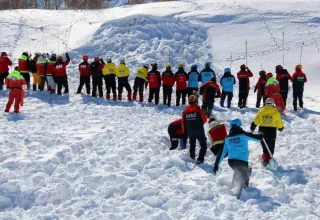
[77,76,91,94]
[187,88,198,97]
[293,90,303,110]
[280,91,288,106]
[0,73,8,90]
[106,83,116,95]
[261,138,276,155]
[56,76,69,95]
[148,88,160,104]
[189,135,207,162]
[92,76,103,98]
[213,144,228,167]
[163,86,173,107]
[118,82,132,97]
[238,91,249,108]
[228,159,250,197]
[202,102,214,118]
[168,124,187,150]
[21,72,30,89]
[176,89,187,106]
[133,83,144,99]
[256,95,267,108]
[39,76,46,91]
[221,91,233,107]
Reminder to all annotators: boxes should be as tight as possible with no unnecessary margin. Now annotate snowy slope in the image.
[0,0,320,219]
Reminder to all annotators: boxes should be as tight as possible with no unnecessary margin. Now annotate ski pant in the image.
[118,82,132,100]
[148,88,160,104]
[213,144,228,167]
[202,101,214,118]
[189,135,207,162]
[32,72,41,85]
[187,87,198,97]
[39,76,46,91]
[133,83,144,101]
[92,76,103,98]
[56,76,69,95]
[293,89,303,110]
[176,89,187,106]
[228,159,250,196]
[5,89,22,113]
[47,75,56,93]
[0,73,8,90]
[256,95,267,108]
[261,138,276,163]
[280,91,288,106]
[221,91,233,108]
[168,124,187,150]
[21,72,30,89]
[238,91,249,108]
[163,86,172,107]
[77,76,91,94]
[106,83,116,95]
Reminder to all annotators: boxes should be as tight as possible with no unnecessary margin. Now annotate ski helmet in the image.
[107,57,112,63]
[57,56,63,60]
[35,52,41,56]
[192,64,197,69]
[120,59,125,64]
[82,55,88,60]
[205,61,211,67]
[265,98,275,106]
[188,95,197,104]
[178,63,184,68]
[229,118,242,127]
[166,63,171,68]
[259,70,266,75]
[1,52,7,56]
[14,66,20,71]
[94,57,100,61]
[296,64,302,70]
[240,64,246,69]
[143,63,150,69]
[22,51,29,56]
[266,72,273,78]
[275,65,283,70]
[224,67,231,73]
[210,76,216,82]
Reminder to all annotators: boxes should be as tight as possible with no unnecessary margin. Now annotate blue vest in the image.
[201,71,214,84]
[221,76,235,92]
[188,72,199,88]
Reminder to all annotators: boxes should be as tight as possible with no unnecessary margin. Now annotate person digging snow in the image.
[182,95,207,164]
[214,118,263,199]
[168,118,188,150]
[250,98,284,167]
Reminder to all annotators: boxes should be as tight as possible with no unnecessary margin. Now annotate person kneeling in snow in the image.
[250,98,284,167]
[214,119,263,198]
[168,118,188,150]
[4,67,26,113]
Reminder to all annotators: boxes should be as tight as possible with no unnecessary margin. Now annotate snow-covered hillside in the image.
[0,0,320,219]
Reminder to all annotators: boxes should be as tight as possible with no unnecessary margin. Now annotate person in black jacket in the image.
[90,57,104,98]
[275,65,291,106]
[30,52,41,91]
[200,77,221,118]
[237,64,253,108]
[182,95,207,164]
[147,62,161,104]
[291,64,307,111]
[161,64,175,107]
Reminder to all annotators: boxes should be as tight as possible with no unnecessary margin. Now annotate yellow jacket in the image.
[116,64,130,78]
[136,67,148,82]
[253,106,284,128]
[102,63,116,75]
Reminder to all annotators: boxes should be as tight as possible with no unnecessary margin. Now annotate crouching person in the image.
[168,118,188,150]
[214,118,263,199]
[207,117,228,156]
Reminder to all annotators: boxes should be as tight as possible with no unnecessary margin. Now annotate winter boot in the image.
[132,93,137,101]
[48,86,51,91]
[227,101,231,108]
[127,93,132,101]
[179,139,186,150]
[220,99,224,107]
[27,83,30,90]
[0,84,3,90]
[139,97,144,103]
[32,84,37,91]
[113,93,117,101]
[106,94,111,100]
[118,95,122,101]
[50,89,55,94]
[293,103,297,112]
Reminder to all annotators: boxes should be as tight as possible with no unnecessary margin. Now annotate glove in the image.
[213,166,219,174]
[254,88,257,93]
[65,53,70,60]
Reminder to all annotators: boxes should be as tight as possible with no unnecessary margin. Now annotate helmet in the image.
[94,57,100,61]
[14,66,20,71]
[224,67,231,73]
[205,61,211,67]
[266,72,273,78]
[82,55,88,60]
[188,95,197,104]
[35,52,41,56]
[210,76,216,82]
[166,63,171,68]
[296,64,302,70]
[151,62,158,67]
[57,56,63,60]
[191,64,197,69]
[51,53,57,58]
[259,70,266,75]
[107,57,112,63]
[1,52,7,56]
[120,59,125,64]
[265,98,275,106]
[178,63,184,68]
[240,64,246,69]
[208,117,215,124]
[275,65,283,70]
[144,63,150,69]
[229,118,242,127]
[22,51,29,56]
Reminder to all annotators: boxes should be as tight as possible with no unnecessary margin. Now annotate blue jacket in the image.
[200,67,215,84]
[220,72,236,92]
[188,68,200,88]
[218,126,262,166]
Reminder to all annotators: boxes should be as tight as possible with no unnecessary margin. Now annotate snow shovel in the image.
[262,138,278,171]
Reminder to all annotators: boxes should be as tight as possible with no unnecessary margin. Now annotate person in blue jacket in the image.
[220,68,236,108]
[213,118,263,198]
[200,62,215,84]
[187,64,201,97]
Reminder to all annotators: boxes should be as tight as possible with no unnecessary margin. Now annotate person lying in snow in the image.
[168,118,188,150]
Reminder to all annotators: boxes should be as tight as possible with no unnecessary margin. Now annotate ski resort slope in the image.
[0,0,320,219]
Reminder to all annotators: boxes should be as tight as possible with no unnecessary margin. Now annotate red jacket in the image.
[175,69,188,90]
[237,70,253,91]
[291,71,307,83]
[0,56,12,73]
[5,72,26,89]
[265,81,280,97]
[182,104,206,137]
[162,70,175,87]
[148,70,161,89]
[254,77,267,96]
[18,56,30,73]
[268,92,286,114]
[208,122,228,145]
[54,60,70,77]
[78,62,91,76]
[200,81,221,103]
[170,119,183,136]
[37,62,47,76]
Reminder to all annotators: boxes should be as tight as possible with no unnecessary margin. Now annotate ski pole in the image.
[262,138,274,159]
[245,40,248,66]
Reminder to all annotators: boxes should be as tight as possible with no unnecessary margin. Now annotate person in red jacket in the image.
[18,51,31,90]
[53,53,70,95]
[175,64,188,106]
[47,54,57,94]
[168,118,188,150]
[200,76,221,118]
[291,64,307,111]
[36,55,47,91]
[237,64,253,108]
[147,62,161,105]
[0,52,12,90]
[254,70,267,108]
[161,64,175,107]
[275,65,291,106]
[77,55,91,95]
[207,117,228,155]
[265,72,285,114]
[182,95,207,164]
[4,67,26,113]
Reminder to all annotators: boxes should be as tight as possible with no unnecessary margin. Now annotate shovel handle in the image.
[262,138,273,159]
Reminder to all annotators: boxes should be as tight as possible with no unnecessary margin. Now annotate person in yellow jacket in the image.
[102,58,117,100]
[133,63,149,102]
[250,98,284,166]
[116,59,132,101]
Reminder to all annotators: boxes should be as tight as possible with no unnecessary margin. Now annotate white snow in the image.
[0,0,320,219]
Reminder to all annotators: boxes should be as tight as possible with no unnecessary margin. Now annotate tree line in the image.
[0,0,175,10]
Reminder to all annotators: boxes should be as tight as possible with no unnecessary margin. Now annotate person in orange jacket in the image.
[265,72,285,114]
[291,64,307,111]
[168,118,188,150]
[4,67,26,113]
[0,52,12,90]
